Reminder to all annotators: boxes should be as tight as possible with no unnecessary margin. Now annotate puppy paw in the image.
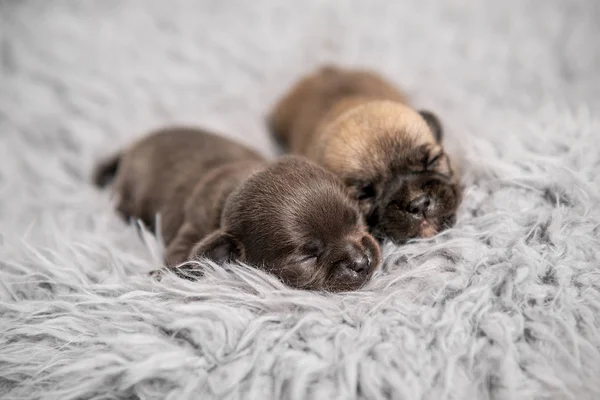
[149,264,204,282]
[148,268,166,281]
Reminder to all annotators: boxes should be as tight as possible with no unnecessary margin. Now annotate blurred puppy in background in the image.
[268,65,462,243]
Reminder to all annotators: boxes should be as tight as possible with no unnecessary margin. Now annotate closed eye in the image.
[425,153,443,169]
[297,255,318,266]
[357,183,376,200]
[299,241,323,259]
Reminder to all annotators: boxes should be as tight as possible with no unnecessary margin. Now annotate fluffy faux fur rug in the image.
[1,1,599,399]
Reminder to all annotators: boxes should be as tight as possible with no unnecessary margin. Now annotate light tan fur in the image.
[268,65,462,243]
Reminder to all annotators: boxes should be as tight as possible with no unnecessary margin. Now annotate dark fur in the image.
[268,65,462,243]
[94,127,381,292]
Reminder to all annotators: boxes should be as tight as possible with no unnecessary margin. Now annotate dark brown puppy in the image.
[268,65,462,243]
[94,127,381,292]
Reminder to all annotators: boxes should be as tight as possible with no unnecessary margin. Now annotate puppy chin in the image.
[417,212,457,238]
[270,261,328,291]
[326,272,369,292]
[389,217,453,242]
[290,263,370,292]
[373,221,427,244]
[418,220,438,238]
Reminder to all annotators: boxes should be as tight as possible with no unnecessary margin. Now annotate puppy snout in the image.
[407,194,431,215]
[349,252,370,274]
[360,233,381,271]
[340,243,371,275]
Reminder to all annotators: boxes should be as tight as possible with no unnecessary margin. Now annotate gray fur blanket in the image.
[1,1,599,399]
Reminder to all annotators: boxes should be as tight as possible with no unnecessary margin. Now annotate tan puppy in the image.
[94,127,381,292]
[268,66,462,243]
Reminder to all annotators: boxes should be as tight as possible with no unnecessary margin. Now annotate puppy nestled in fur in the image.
[268,65,462,243]
[94,127,381,292]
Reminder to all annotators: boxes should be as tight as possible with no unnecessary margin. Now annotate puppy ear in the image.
[418,110,443,142]
[188,230,244,263]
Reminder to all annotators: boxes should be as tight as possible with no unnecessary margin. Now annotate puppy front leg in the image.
[148,222,204,281]
[164,222,202,267]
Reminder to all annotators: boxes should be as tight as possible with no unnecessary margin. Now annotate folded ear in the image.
[418,110,443,143]
[188,230,244,263]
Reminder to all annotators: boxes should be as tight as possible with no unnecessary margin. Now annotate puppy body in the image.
[269,66,462,243]
[95,127,381,292]
[96,129,263,249]
[270,66,408,156]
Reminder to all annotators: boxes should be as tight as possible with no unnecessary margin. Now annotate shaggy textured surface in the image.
[1,1,600,399]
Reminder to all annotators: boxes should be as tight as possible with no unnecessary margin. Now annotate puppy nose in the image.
[407,195,431,215]
[341,243,371,274]
[348,253,370,274]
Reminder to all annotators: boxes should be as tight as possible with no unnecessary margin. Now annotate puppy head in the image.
[320,101,462,243]
[189,156,381,292]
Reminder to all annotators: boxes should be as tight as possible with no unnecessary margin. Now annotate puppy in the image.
[93,127,381,292]
[268,65,462,243]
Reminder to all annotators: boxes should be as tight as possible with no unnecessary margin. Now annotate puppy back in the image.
[99,127,265,242]
[316,101,438,178]
[269,66,408,154]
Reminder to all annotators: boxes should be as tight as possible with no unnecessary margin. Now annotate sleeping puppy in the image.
[93,127,381,292]
[268,65,462,243]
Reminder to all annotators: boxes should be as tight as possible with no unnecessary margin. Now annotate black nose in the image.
[348,254,370,274]
[407,195,431,215]
[336,243,372,275]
